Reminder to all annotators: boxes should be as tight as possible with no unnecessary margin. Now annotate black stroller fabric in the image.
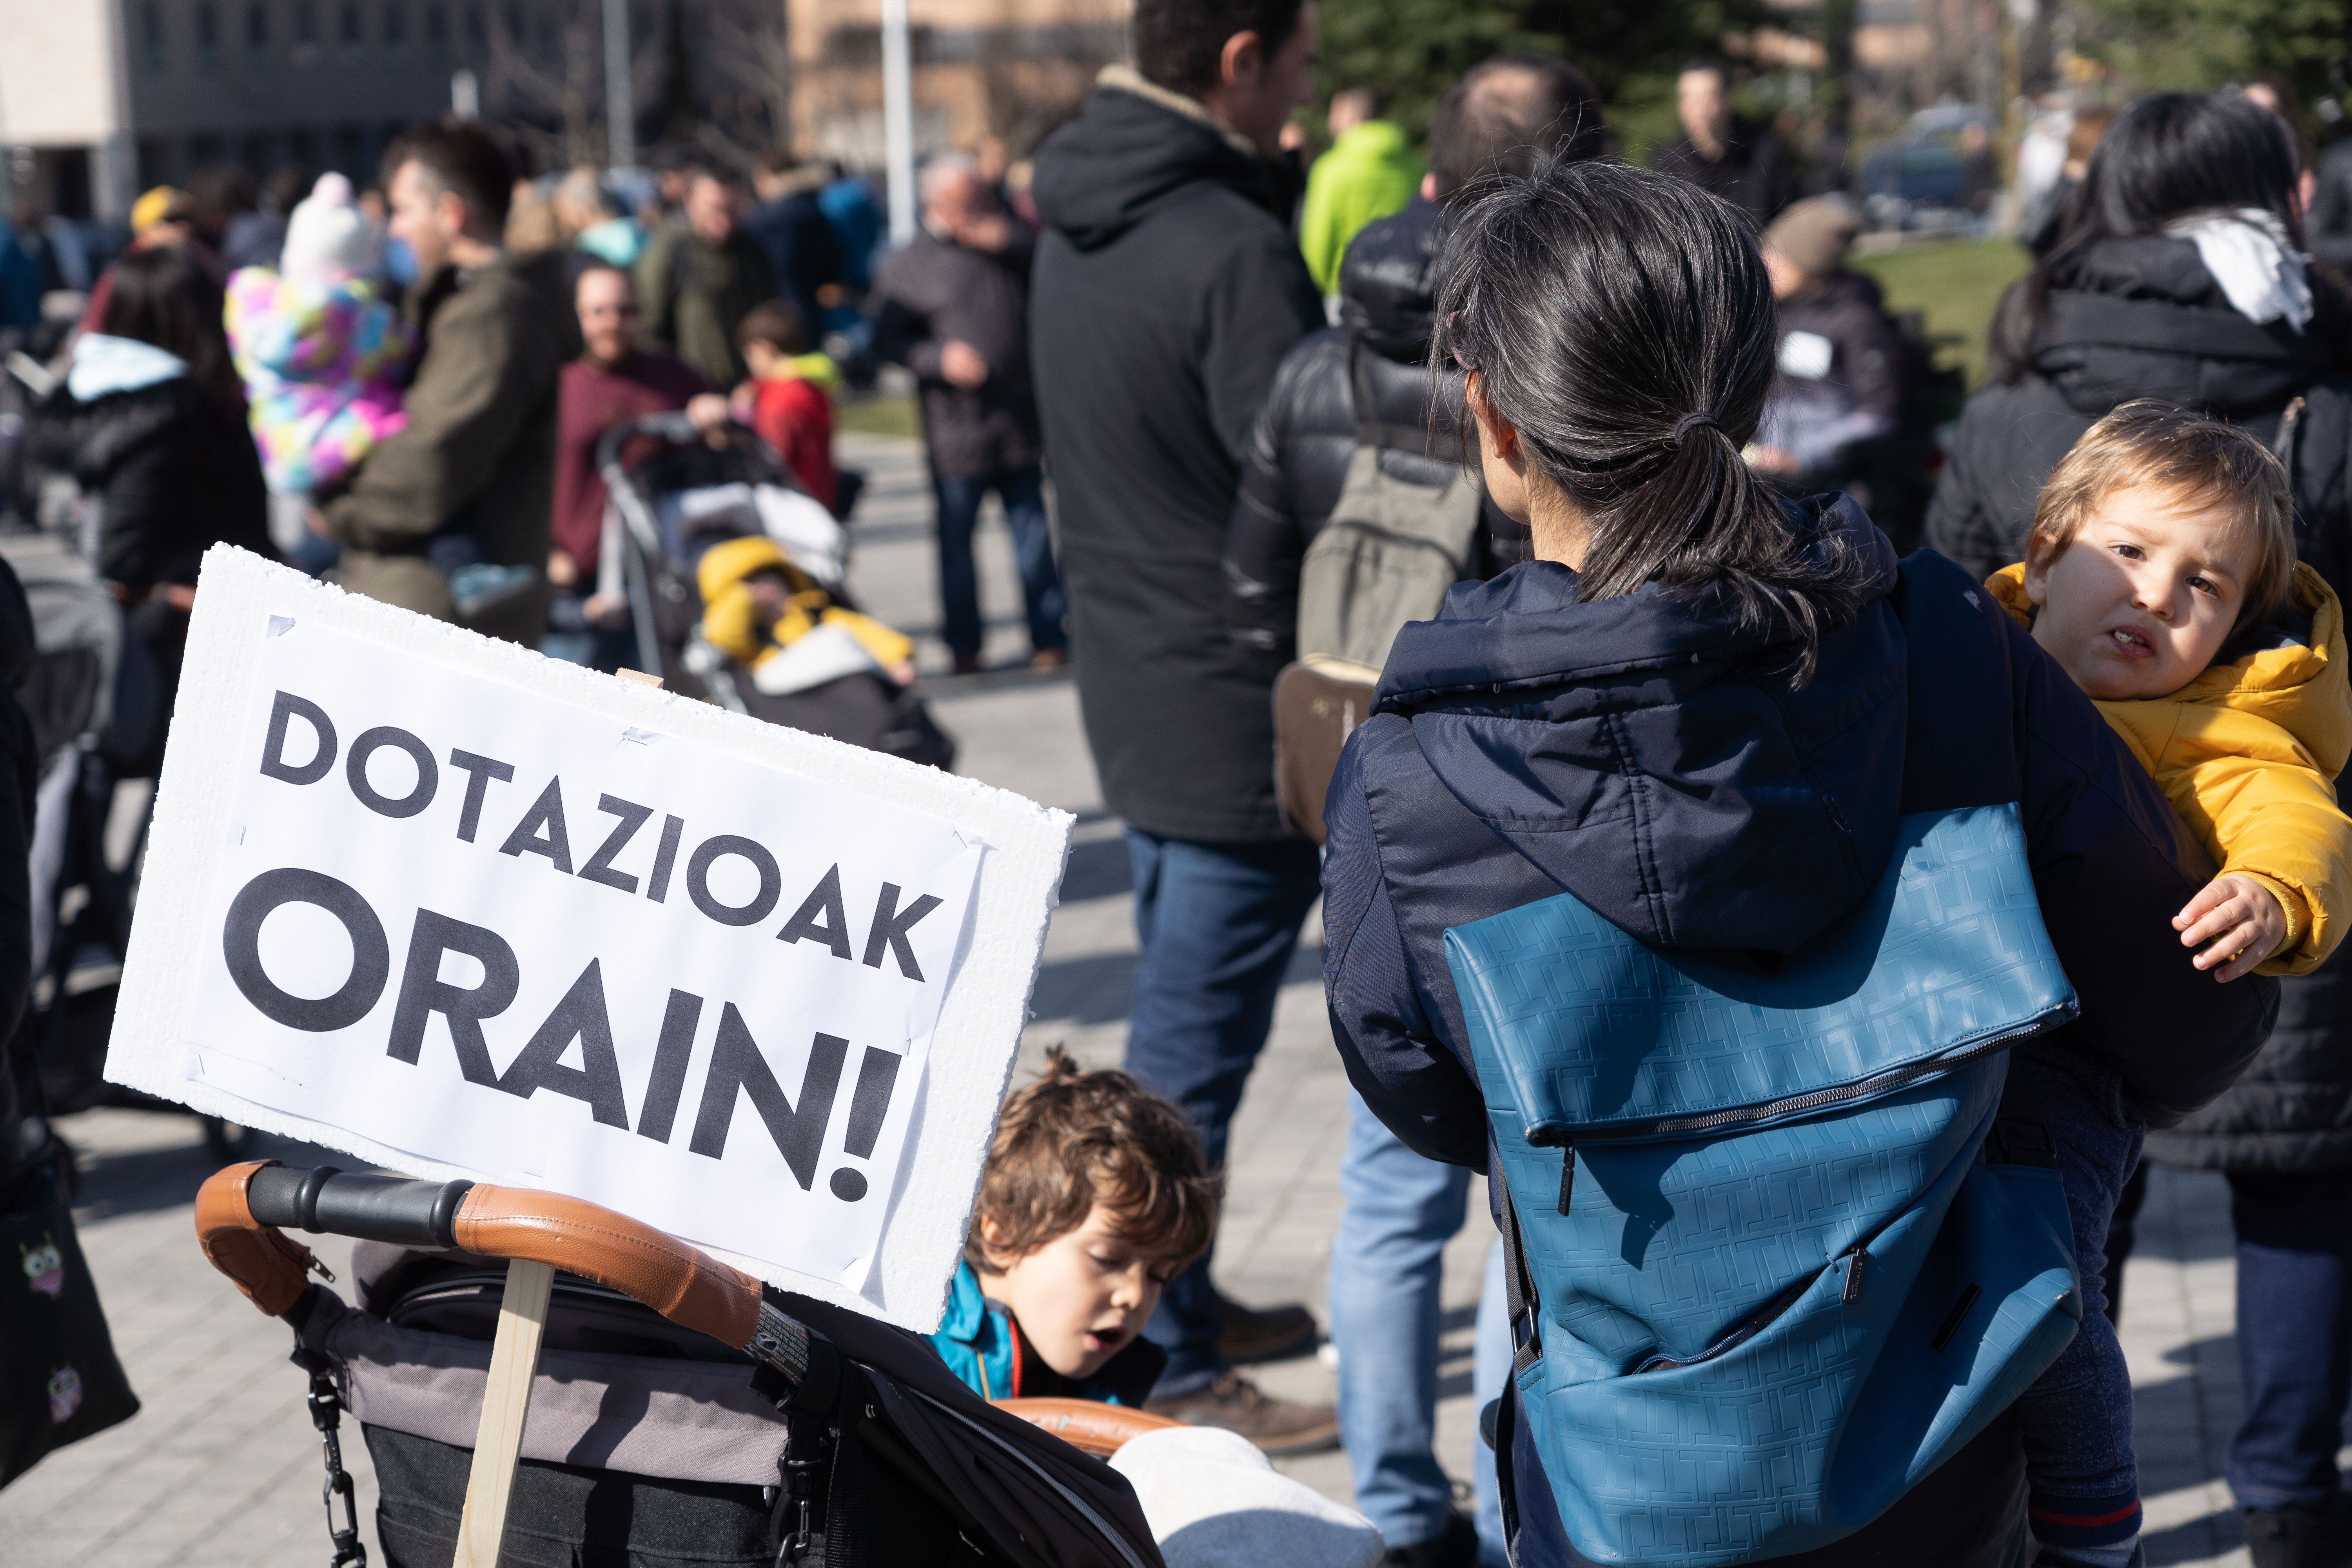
[326,1248,1161,1568]
[742,673,957,771]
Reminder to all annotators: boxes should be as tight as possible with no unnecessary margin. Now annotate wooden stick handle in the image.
[452,1257,556,1568]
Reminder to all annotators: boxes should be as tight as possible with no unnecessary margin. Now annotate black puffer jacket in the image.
[1924,234,2352,585]
[28,376,270,594]
[1223,197,1528,661]
[1927,234,2352,1174]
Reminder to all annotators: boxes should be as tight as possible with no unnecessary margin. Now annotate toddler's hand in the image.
[2174,873,2288,982]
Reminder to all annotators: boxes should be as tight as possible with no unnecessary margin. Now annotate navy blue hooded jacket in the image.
[1321,497,2279,1565]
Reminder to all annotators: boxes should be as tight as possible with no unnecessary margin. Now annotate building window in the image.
[288,128,318,170]
[383,0,406,47]
[293,0,316,41]
[247,2,269,56]
[338,1,361,45]
[196,1,221,67]
[139,1,167,71]
[334,123,367,177]
[462,2,484,52]
[425,2,446,52]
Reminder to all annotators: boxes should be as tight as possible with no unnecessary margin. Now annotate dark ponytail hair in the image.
[1990,91,2352,378]
[1430,160,1877,681]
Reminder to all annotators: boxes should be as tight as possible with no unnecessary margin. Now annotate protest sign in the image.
[109,546,1072,1330]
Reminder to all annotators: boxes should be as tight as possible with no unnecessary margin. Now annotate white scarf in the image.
[2166,207,2313,332]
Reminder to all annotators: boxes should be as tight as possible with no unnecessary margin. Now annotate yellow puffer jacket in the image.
[697,535,912,675]
[1990,561,2352,975]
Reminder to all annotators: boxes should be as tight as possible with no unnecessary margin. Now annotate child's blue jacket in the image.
[926,1259,1165,1405]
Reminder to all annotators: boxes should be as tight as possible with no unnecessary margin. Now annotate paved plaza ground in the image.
[0,431,2340,1565]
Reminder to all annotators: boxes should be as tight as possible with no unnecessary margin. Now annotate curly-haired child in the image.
[930,1051,1220,1405]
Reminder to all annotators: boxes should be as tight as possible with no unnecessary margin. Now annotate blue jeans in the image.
[2013,1054,2145,1532]
[1329,1087,1507,1556]
[1122,829,1322,1393]
[2227,1166,2352,1510]
[933,464,1065,659]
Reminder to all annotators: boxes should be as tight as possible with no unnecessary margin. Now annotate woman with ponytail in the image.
[1320,160,2278,1566]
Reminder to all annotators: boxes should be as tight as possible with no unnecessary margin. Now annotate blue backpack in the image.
[1445,800,2082,1564]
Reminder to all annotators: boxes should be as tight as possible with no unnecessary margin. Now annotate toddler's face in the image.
[2023,484,2255,700]
[980,1203,1174,1382]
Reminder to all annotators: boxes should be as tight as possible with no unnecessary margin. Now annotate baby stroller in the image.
[597,414,954,770]
[195,1161,1169,1567]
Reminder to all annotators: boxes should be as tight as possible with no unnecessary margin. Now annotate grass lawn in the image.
[836,394,920,440]
[1851,236,2034,390]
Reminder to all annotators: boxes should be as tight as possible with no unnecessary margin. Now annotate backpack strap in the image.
[1349,332,1464,463]
[1497,1178,1544,1377]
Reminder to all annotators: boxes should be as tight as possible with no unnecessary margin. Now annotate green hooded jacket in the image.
[1298,120,1423,296]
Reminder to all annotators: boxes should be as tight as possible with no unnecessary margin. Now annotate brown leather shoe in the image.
[1145,1372,1339,1457]
[1214,1294,1319,1364]
[1029,646,1070,670]
[950,652,984,676]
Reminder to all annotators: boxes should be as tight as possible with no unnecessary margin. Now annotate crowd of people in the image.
[2,1,2351,1565]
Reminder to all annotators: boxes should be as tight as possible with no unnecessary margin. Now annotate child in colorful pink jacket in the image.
[224,174,414,533]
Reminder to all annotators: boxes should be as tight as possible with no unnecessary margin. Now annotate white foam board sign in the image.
[107,546,1072,1332]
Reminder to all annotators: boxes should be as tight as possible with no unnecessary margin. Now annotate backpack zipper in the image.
[1521,1008,2071,1151]
[1629,1240,1875,1376]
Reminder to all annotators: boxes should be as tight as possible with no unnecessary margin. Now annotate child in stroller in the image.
[693,535,954,770]
[599,414,956,771]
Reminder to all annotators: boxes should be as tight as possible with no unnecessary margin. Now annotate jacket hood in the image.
[2036,235,2333,417]
[1329,119,1415,169]
[1338,197,1443,363]
[1989,560,2352,776]
[67,333,186,401]
[1376,493,1909,954]
[1030,67,1283,252]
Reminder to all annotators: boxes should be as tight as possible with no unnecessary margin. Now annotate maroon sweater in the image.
[551,350,711,572]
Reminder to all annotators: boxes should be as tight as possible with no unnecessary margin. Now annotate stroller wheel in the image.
[201,1116,256,1166]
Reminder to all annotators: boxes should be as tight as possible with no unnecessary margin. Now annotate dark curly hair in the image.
[968,1049,1219,1272]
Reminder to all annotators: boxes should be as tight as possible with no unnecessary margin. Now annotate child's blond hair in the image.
[967,1049,1220,1273]
[2029,400,2296,632]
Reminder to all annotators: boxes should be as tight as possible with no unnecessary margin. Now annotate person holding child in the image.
[1320,159,2281,1567]
[1932,90,2352,1568]
[224,172,415,573]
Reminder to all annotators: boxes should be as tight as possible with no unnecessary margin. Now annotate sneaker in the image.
[1382,1512,1479,1568]
[1146,1371,1339,1456]
[2245,1494,2352,1568]
[1214,1292,1319,1364]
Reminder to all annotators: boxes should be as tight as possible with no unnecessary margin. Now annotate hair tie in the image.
[1672,412,1722,446]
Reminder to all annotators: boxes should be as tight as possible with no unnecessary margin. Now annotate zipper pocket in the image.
[1632,1274,1811,1375]
[1629,1240,1873,1376]
[1524,1007,2072,1151]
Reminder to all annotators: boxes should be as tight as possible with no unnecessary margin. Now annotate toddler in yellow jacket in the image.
[1992,399,2352,981]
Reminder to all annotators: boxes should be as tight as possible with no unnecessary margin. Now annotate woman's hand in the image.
[2175,872,2288,982]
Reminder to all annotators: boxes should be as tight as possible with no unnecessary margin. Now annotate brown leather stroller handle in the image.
[994,1397,1181,1458]
[195,1161,320,1317]
[193,1162,764,1349]
[449,1183,763,1348]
